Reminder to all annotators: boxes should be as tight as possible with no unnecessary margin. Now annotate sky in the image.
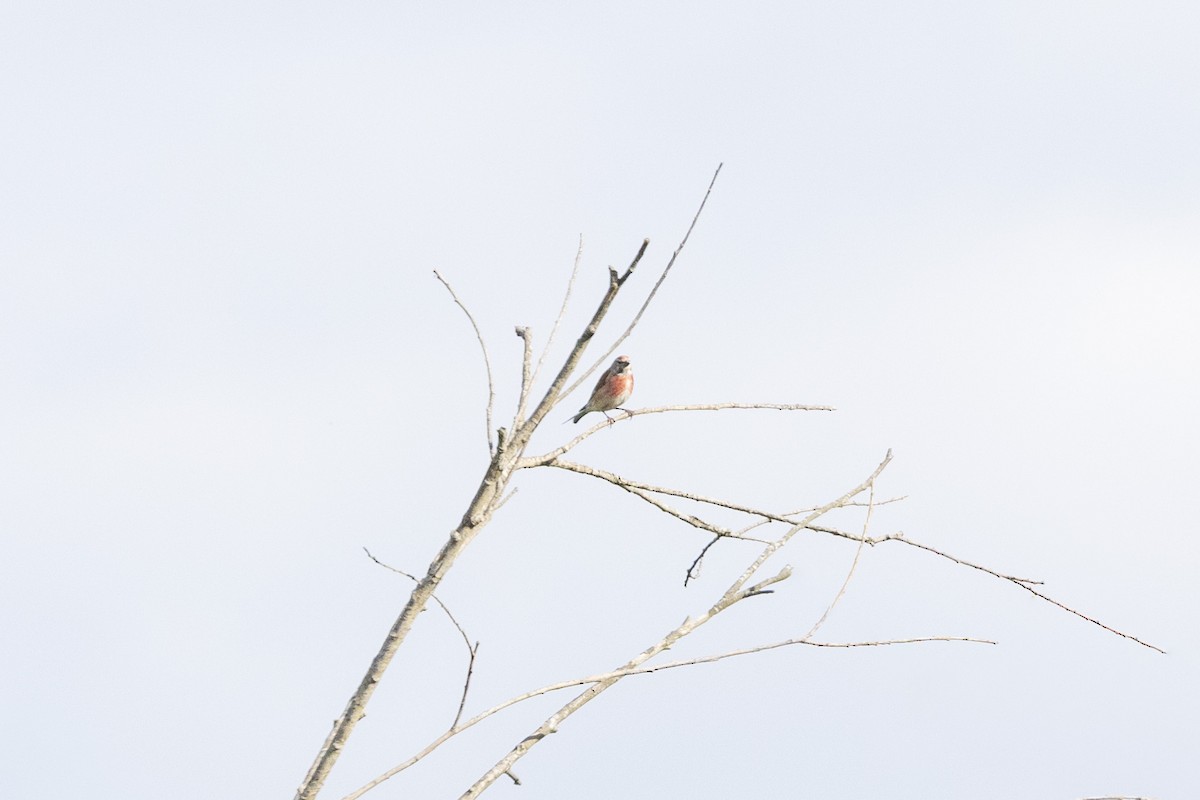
[2,2,1198,799]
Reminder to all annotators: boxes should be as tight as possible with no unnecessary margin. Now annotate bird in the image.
[570,355,634,423]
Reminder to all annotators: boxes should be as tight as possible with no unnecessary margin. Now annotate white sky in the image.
[3,3,1198,799]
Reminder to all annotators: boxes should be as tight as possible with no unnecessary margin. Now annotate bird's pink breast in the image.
[607,373,634,404]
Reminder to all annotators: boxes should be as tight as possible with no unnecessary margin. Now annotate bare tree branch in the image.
[302,166,1160,800]
[514,326,533,426]
[361,548,481,728]
[433,270,496,457]
[516,235,585,428]
[361,548,474,654]
[789,496,908,512]
[543,457,795,523]
[452,641,480,730]
[806,525,1044,584]
[620,484,736,536]
[685,534,722,586]
[295,231,660,800]
[722,451,893,601]
[544,453,1162,655]
[458,453,893,798]
[521,402,834,467]
[561,164,723,401]
[514,241,649,438]
[806,527,1165,654]
[800,479,877,640]
[541,459,776,541]
[345,632,991,799]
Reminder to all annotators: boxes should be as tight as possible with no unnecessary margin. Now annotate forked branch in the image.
[296,170,723,800]
[456,452,894,798]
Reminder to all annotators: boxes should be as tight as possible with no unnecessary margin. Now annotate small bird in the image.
[571,355,634,423]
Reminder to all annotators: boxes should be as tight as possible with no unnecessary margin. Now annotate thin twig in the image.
[806,528,1165,654]
[624,484,736,536]
[561,164,723,401]
[521,402,834,467]
[787,496,908,513]
[544,459,776,540]
[433,270,496,456]
[806,526,1044,585]
[520,235,585,426]
[362,548,474,655]
[546,458,796,524]
[685,535,721,586]
[801,479,877,640]
[361,548,483,730]
[513,241,648,437]
[493,487,519,514]
[452,642,480,730]
[629,402,836,414]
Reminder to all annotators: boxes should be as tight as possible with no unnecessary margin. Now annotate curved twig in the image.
[561,164,723,402]
[434,270,496,456]
[361,549,482,728]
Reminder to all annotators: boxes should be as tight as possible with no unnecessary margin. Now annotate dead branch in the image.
[561,164,722,400]
[457,453,893,798]
[433,270,496,457]
[685,534,722,586]
[543,454,1162,655]
[520,402,834,468]
[296,170,727,800]
[801,480,876,641]
[517,235,585,427]
[806,527,1164,653]
[294,247,650,800]
[361,548,474,654]
[514,326,533,426]
[360,549,481,729]
[541,457,795,523]
[343,620,988,800]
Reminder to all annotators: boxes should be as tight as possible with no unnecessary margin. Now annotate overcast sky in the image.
[3,3,1198,799]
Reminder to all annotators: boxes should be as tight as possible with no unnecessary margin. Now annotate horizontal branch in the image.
[521,402,834,467]
[629,402,836,415]
[344,633,989,799]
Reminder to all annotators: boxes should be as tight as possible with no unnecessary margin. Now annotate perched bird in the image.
[571,355,634,423]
